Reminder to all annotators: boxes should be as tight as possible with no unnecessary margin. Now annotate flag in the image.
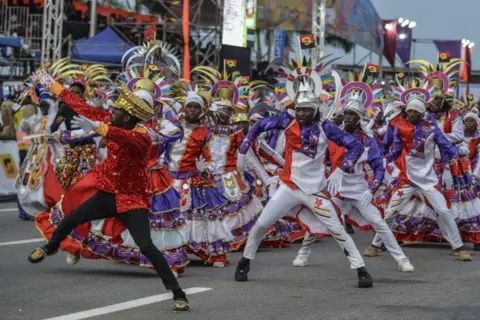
[363,63,380,79]
[438,51,451,64]
[396,23,412,64]
[461,47,472,83]
[298,34,315,50]
[382,20,397,68]
[144,24,156,41]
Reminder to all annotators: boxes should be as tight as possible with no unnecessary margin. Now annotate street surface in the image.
[1,201,480,320]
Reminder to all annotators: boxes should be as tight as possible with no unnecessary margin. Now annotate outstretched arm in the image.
[51,83,110,122]
[239,112,293,154]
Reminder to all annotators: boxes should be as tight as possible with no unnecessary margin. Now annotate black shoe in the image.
[235,257,250,282]
[346,223,355,235]
[173,298,189,312]
[28,245,56,263]
[172,288,189,312]
[474,244,480,251]
[357,267,373,288]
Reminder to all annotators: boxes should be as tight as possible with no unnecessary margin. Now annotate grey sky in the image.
[326,0,479,95]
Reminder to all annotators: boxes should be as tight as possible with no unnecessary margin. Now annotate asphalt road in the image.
[1,200,480,320]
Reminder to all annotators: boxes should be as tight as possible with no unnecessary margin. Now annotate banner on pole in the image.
[274,29,287,61]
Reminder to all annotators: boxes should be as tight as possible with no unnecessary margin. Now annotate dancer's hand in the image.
[359,190,373,206]
[326,168,343,195]
[71,115,99,133]
[195,156,208,173]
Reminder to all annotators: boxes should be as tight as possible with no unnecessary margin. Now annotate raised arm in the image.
[322,120,364,173]
[51,83,109,122]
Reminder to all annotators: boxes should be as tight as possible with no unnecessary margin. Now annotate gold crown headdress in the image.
[111,82,155,121]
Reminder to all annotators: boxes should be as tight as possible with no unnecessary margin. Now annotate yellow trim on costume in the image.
[313,207,331,217]
[51,82,65,97]
[133,126,147,134]
[332,234,346,241]
[95,122,109,137]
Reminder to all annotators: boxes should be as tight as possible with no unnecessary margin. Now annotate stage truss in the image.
[41,0,64,65]
[312,0,326,65]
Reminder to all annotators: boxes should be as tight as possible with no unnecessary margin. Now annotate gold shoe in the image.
[363,246,380,257]
[455,250,472,261]
[28,247,47,263]
[173,299,189,312]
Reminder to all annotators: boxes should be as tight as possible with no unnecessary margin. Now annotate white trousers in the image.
[244,184,365,269]
[372,184,463,250]
[332,197,406,262]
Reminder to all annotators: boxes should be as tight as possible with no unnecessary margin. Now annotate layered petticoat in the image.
[171,171,233,265]
[383,163,480,244]
[215,170,262,251]
[148,168,189,270]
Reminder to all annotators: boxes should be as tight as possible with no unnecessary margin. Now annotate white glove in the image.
[236,152,247,172]
[459,146,469,157]
[359,189,373,206]
[195,156,208,173]
[326,168,343,195]
[71,115,99,133]
[382,158,387,168]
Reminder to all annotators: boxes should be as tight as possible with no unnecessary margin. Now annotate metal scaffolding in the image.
[152,0,222,68]
[41,0,64,65]
[312,0,326,64]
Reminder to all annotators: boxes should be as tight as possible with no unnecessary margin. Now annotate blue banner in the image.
[274,29,287,62]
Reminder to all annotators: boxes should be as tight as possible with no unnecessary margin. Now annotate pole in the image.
[89,0,97,38]
[379,52,384,80]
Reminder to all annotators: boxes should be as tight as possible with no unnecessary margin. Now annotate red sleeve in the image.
[55,85,110,122]
[202,129,213,163]
[327,140,345,173]
[104,125,152,153]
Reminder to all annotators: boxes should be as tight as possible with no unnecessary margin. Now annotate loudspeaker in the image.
[219,45,252,78]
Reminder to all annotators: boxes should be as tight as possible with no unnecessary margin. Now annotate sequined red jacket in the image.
[55,85,151,212]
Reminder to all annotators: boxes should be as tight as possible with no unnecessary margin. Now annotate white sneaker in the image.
[397,258,414,272]
[66,253,80,265]
[212,261,226,268]
[292,253,310,267]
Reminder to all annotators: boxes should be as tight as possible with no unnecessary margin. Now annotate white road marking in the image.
[0,208,18,212]
[43,287,212,320]
[0,238,44,246]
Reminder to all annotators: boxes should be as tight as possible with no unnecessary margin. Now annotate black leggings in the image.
[46,191,181,292]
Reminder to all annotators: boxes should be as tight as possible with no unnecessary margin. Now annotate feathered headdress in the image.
[407,55,463,98]
[338,65,384,119]
[247,81,283,121]
[122,40,181,82]
[191,66,249,110]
